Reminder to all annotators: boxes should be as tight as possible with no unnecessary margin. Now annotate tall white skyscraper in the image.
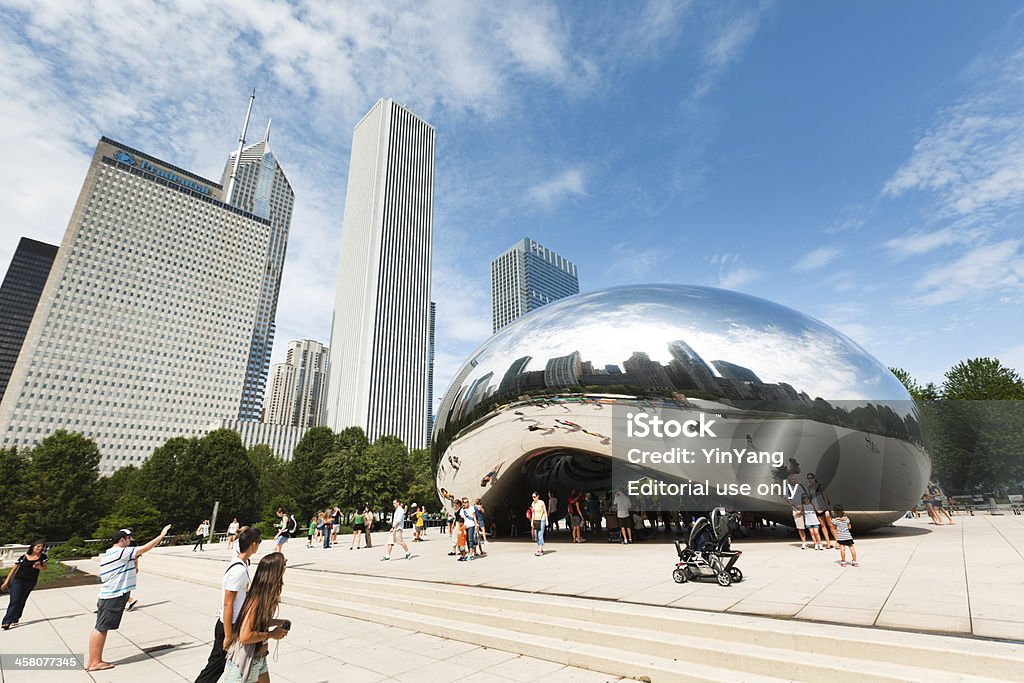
[220,118,295,421]
[0,136,284,471]
[265,339,328,428]
[324,99,434,449]
[491,237,579,332]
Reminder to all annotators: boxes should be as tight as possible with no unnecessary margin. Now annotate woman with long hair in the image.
[221,552,289,682]
[2,540,47,630]
[350,508,364,550]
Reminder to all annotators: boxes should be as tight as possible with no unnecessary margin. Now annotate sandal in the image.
[86,662,115,672]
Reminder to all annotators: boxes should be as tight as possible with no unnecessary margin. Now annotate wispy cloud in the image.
[689,2,769,103]
[793,246,840,272]
[884,228,976,258]
[709,253,761,290]
[604,242,675,284]
[526,167,587,208]
[913,240,1024,306]
[883,38,1024,224]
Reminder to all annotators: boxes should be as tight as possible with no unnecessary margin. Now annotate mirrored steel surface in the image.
[433,285,929,530]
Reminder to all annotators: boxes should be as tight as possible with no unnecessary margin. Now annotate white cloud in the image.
[883,227,976,258]
[709,253,761,290]
[883,39,1024,223]
[604,242,675,284]
[913,239,1024,306]
[793,246,840,272]
[689,2,767,102]
[526,167,587,208]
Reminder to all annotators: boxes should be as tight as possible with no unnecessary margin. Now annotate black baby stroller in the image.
[672,507,743,587]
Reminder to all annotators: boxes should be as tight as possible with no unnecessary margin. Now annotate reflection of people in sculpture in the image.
[556,419,582,432]
[480,462,504,487]
[746,434,754,448]
[447,454,460,471]
[526,424,555,435]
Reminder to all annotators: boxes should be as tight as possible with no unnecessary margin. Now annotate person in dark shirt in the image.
[2,540,48,629]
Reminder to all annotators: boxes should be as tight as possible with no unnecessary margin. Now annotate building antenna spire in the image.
[225,89,255,204]
[263,118,272,144]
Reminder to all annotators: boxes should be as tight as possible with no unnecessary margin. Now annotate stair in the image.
[131,554,1024,683]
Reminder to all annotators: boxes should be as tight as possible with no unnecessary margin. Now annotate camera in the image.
[280,620,291,631]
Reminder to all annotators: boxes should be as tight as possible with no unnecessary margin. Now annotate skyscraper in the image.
[426,300,436,445]
[265,339,328,428]
[491,237,579,332]
[324,99,435,449]
[0,134,287,471]
[220,117,295,421]
[0,238,59,404]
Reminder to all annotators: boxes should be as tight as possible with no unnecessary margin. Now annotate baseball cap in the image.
[111,528,134,543]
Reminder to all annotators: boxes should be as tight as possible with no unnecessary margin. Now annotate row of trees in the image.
[0,426,434,545]
[891,358,1024,494]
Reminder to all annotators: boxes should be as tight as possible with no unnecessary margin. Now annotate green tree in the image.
[248,444,285,517]
[925,358,1024,492]
[97,464,141,514]
[358,436,412,510]
[135,437,198,529]
[95,493,162,541]
[287,426,334,515]
[315,426,370,512]
[18,431,102,541]
[406,448,438,510]
[194,430,259,531]
[0,447,29,543]
[942,358,1024,400]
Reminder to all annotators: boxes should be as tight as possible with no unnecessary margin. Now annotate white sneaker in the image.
[801,543,807,549]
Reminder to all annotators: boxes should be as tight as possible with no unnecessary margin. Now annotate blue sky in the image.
[1,0,1022,406]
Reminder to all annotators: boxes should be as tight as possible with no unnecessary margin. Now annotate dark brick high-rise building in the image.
[0,238,59,403]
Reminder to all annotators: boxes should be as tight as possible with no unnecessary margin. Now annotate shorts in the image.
[276,535,289,545]
[388,528,404,545]
[837,538,855,546]
[806,524,820,530]
[616,515,633,530]
[95,594,130,632]
[223,655,268,683]
[792,510,806,530]
[353,523,365,532]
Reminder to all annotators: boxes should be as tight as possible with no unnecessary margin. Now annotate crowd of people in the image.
[14,472,990,677]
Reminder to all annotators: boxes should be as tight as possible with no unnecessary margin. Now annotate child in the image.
[801,494,824,550]
[306,515,316,548]
[832,505,858,567]
[456,520,470,561]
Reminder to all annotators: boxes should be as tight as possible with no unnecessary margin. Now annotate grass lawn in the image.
[1,561,97,590]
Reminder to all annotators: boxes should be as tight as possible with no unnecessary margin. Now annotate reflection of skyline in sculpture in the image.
[432,285,930,531]
[475,338,815,411]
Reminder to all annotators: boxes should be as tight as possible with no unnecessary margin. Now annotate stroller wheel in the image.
[717,571,732,587]
[672,568,687,584]
[729,567,743,583]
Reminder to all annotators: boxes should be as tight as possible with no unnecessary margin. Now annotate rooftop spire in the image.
[225,89,255,204]
[263,118,272,144]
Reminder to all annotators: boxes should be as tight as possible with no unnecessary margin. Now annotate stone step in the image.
[136,555,1023,682]
[213,558,1024,680]
[277,571,1005,683]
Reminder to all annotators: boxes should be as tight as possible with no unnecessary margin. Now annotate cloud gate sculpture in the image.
[432,285,929,531]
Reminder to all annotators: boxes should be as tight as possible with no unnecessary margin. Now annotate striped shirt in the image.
[833,517,853,541]
[98,545,139,599]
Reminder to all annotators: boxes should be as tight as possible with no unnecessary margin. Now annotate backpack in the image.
[286,515,298,534]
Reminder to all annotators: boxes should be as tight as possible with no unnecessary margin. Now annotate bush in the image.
[48,536,104,560]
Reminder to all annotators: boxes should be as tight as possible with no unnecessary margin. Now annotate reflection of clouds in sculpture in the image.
[442,285,908,409]
[433,285,929,531]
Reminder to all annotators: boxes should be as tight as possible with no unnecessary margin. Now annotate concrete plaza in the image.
[0,512,1021,681]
